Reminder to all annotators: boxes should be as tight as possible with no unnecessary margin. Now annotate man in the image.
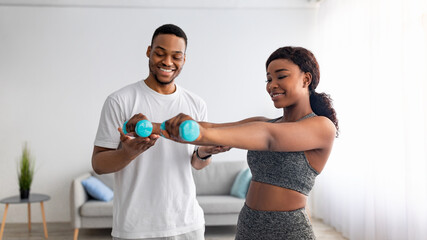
[92,24,229,239]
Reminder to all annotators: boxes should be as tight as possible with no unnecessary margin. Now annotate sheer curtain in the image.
[310,0,427,239]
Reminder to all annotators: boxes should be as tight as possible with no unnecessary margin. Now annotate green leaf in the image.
[17,143,35,190]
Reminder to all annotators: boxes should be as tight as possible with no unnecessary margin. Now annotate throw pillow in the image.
[230,168,252,199]
[81,176,114,202]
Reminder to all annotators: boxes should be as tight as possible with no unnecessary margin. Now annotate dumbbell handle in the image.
[123,119,200,142]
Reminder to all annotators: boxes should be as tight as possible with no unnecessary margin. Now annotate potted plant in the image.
[17,143,35,199]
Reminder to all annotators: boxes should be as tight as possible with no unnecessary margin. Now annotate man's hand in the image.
[191,145,231,170]
[198,145,232,157]
[118,127,160,160]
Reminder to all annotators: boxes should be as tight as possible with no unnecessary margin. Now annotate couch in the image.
[70,160,248,240]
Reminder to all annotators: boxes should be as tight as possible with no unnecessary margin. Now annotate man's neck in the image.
[144,77,176,95]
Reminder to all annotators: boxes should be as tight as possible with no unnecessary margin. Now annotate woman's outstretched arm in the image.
[162,113,336,152]
[198,116,271,129]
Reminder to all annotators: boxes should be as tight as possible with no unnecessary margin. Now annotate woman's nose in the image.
[269,82,278,91]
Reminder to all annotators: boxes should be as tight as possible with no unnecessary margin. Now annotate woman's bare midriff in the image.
[245,181,307,211]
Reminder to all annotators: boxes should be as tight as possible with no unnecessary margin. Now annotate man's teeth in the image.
[272,93,284,97]
[160,68,173,72]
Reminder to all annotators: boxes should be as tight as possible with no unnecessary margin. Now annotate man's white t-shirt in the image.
[94,80,207,239]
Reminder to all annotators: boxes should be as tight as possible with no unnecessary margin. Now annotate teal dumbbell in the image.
[123,120,153,137]
[123,119,200,141]
[161,120,200,142]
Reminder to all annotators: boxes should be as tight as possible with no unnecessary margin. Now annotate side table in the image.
[0,193,50,239]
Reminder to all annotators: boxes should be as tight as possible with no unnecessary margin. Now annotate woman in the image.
[162,46,339,239]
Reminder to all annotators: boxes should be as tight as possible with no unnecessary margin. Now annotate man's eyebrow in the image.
[154,46,184,54]
[267,68,290,75]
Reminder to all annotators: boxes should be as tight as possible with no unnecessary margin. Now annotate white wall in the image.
[0,0,319,222]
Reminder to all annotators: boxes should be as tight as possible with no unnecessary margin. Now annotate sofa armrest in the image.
[70,172,91,228]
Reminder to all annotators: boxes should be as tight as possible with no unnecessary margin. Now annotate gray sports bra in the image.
[247,112,319,196]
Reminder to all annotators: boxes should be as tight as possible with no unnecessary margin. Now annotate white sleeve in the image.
[94,96,124,149]
[198,99,208,122]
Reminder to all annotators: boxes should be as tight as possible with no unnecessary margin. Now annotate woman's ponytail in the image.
[310,91,339,137]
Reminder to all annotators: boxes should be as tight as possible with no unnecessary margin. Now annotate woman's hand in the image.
[161,113,202,142]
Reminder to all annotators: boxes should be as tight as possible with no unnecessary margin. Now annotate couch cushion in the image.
[80,200,113,217]
[193,160,248,195]
[230,168,252,199]
[81,176,114,202]
[197,195,245,214]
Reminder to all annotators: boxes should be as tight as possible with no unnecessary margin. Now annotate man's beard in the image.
[153,73,174,85]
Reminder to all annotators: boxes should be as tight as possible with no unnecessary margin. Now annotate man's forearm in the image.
[92,148,134,174]
[191,146,211,170]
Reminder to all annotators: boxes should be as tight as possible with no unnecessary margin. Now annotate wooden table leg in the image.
[0,204,9,240]
[28,203,31,231]
[73,228,79,240]
[40,202,48,238]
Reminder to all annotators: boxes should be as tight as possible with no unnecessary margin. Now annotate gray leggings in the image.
[235,204,316,240]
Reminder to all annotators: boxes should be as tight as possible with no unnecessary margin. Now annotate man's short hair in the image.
[151,24,188,49]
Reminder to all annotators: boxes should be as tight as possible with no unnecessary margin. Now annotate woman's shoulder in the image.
[306,115,337,139]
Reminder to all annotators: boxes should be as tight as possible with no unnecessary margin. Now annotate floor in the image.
[0,218,347,240]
